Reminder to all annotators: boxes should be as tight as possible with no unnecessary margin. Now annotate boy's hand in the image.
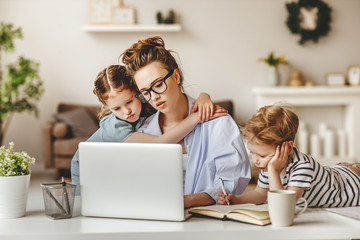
[268,142,291,173]
[217,192,234,205]
[192,93,214,122]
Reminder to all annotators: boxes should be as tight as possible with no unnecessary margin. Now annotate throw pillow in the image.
[51,122,69,138]
[55,107,98,137]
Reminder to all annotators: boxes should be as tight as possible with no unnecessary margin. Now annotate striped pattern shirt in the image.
[257,147,360,208]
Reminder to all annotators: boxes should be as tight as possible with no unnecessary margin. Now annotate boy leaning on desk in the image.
[218,105,360,208]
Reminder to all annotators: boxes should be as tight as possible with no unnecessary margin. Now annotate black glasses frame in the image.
[135,70,174,103]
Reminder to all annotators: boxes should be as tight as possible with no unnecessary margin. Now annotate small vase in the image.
[0,174,30,218]
[268,66,280,86]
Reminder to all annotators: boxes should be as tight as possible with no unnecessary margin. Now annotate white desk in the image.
[1,196,360,240]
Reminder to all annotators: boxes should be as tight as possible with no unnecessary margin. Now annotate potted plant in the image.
[0,22,44,145]
[257,51,288,86]
[0,142,35,218]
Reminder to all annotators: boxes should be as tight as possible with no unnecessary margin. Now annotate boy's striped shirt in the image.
[257,147,360,207]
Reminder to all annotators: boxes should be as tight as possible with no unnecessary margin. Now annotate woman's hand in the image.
[217,192,235,205]
[268,142,291,174]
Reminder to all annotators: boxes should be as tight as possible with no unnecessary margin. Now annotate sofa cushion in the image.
[53,137,87,156]
[55,107,98,137]
[51,122,69,138]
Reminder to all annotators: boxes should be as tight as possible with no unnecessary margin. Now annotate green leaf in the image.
[0,23,23,52]
[0,22,44,143]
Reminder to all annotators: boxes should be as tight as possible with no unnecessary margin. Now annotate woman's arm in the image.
[184,192,215,208]
[182,115,251,208]
[217,185,268,205]
[125,105,227,144]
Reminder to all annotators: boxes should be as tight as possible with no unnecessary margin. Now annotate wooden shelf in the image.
[82,24,182,32]
[252,86,360,97]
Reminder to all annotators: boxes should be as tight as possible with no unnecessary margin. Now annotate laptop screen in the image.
[79,142,186,221]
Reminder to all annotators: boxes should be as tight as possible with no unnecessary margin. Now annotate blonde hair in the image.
[93,65,136,119]
[243,105,299,146]
[120,36,184,91]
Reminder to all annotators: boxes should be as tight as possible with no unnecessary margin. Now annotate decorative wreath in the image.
[286,0,331,45]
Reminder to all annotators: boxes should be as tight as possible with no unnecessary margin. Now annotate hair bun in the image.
[120,36,182,88]
[144,36,165,48]
[121,36,165,65]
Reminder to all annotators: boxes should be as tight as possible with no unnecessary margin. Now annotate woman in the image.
[121,36,251,208]
[70,65,224,195]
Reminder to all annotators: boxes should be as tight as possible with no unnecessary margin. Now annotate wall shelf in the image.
[82,24,182,32]
[252,86,360,164]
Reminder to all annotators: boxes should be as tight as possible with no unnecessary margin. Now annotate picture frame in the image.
[89,0,120,24]
[112,7,135,24]
[347,65,360,86]
[325,73,345,86]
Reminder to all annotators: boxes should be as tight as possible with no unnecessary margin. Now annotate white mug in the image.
[267,190,308,227]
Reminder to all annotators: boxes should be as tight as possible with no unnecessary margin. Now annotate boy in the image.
[218,105,360,207]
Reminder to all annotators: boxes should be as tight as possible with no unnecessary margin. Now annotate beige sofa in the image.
[42,103,101,177]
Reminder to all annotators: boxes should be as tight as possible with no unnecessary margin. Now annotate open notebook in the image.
[79,142,190,221]
[189,204,270,226]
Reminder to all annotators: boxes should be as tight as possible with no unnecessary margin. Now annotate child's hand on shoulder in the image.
[209,105,228,120]
[192,93,228,122]
[192,92,214,121]
[217,192,234,205]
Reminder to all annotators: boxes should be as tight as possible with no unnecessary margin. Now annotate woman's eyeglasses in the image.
[135,70,174,103]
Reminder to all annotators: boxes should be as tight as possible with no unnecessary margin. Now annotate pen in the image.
[219,177,230,205]
[62,176,71,215]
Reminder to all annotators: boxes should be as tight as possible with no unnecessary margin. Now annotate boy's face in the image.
[105,89,142,123]
[246,142,276,171]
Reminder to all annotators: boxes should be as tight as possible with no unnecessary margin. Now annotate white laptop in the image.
[79,142,189,221]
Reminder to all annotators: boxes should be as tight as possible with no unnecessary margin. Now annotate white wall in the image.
[1,0,360,168]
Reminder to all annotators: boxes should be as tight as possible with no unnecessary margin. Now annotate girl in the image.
[218,105,360,207]
[71,65,227,195]
[121,36,251,208]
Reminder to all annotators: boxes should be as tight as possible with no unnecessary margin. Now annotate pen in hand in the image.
[219,177,230,205]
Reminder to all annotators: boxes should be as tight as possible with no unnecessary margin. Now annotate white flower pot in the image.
[0,174,30,219]
[268,66,280,86]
